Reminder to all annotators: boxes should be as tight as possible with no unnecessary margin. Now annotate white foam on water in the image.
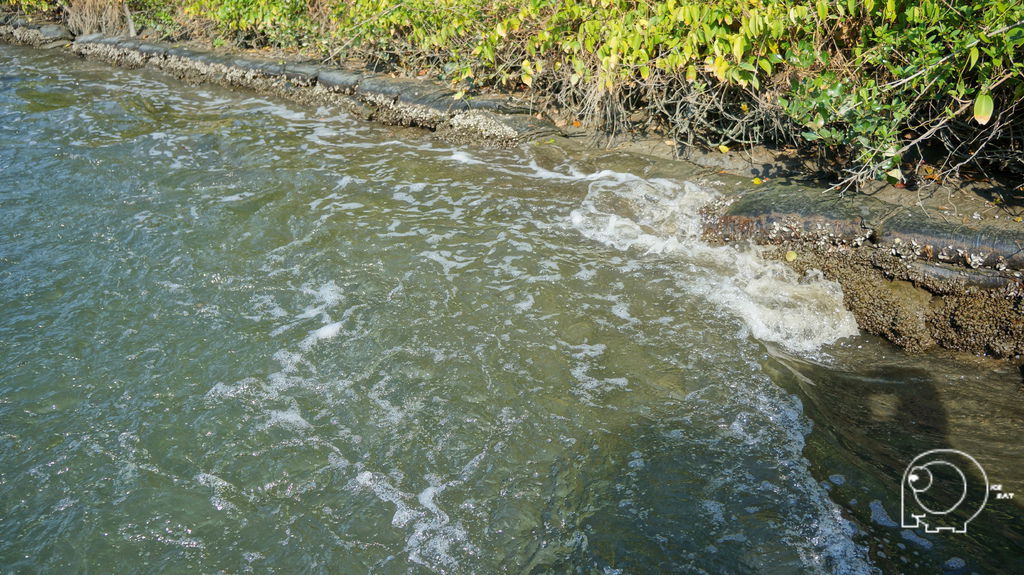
[366,376,414,425]
[262,401,312,431]
[448,150,482,165]
[218,191,256,203]
[446,149,651,189]
[304,280,345,308]
[353,467,478,572]
[265,281,347,337]
[696,264,859,354]
[571,367,630,404]
[420,250,475,277]
[567,175,858,354]
[560,171,875,572]
[300,321,344,350]
[206,376,259,400]
[562,342,631,404]
[194,472,240,512]
[610,301,636,323]
[673,378,879,574]
[513,293,535,312]
[246,100,309,122]
[245,293,289,321]
[329,201,365,211]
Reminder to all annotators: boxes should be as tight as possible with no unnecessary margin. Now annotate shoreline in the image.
[3,16,1022,360]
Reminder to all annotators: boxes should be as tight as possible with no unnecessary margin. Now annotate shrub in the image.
[6,0,1022,187]
[179,0,1024,186]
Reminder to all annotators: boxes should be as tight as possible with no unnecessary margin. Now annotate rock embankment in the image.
[702,185,1024,357]
[0,14,72,48]
[0,14,557,148]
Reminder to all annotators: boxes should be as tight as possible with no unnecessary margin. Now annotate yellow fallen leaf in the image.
[1015,216,1023,223]
[785,250,798,262]
[718,144,730,154]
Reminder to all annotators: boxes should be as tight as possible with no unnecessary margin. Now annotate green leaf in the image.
[732,35,744,61]
[973,93,994,125]
[968,47,979,69]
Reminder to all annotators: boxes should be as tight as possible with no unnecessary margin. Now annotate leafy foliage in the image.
[6,0,1023,186]
[4,0,57,13]
[183,0,311,45]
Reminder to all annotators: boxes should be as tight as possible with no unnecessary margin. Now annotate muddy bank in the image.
[3,15,1022,359]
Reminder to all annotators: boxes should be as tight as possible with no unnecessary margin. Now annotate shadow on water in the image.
[514,430,825,575]
[761,343,1024,574]
[534,342,1024,575]
[505,373,872,574]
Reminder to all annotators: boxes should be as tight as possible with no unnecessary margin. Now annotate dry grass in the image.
[64,0,129,36]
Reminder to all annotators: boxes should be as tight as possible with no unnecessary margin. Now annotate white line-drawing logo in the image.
[901,449,989,534]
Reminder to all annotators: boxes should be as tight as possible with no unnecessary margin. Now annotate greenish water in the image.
[1,45,1020,574]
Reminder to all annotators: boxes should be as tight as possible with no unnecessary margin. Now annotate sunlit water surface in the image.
[1,45,1021,574]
